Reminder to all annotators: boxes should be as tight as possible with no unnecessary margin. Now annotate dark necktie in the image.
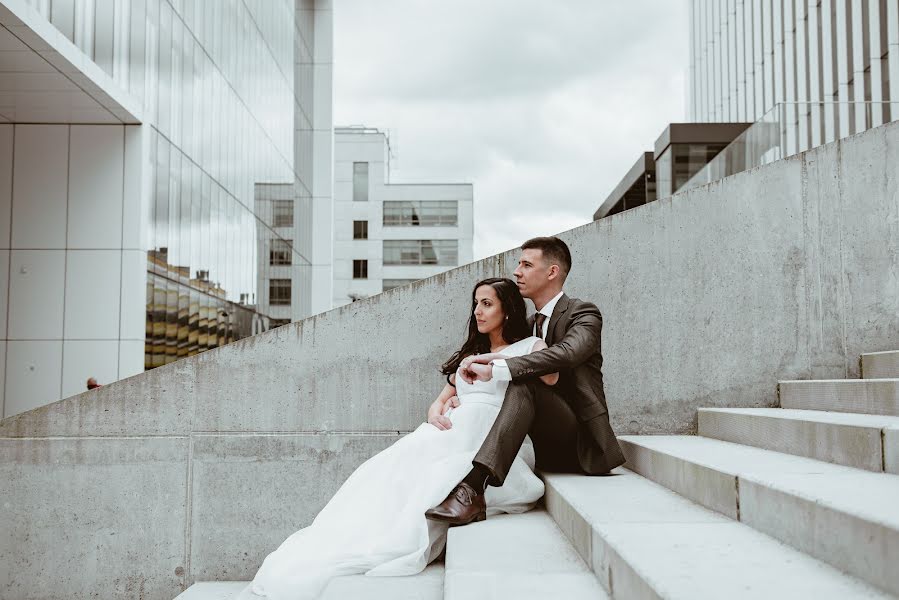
[535,313,547,340]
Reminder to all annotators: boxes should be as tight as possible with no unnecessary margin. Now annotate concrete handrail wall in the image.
[2,120,898,599]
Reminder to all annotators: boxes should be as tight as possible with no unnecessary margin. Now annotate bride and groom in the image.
[239,236,625,599]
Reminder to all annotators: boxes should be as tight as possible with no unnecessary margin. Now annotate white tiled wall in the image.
[5,340,63,416]
[1,123,146,418]
[11,125,69,249]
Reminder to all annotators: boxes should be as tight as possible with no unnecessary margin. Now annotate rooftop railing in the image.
[682,101,899,193]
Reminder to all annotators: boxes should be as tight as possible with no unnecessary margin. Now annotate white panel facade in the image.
[67,125,124,249]
[63,249,121,340]
[332,128,474,309]
[61,339,119,398]
[11,125,68,249]
[5,340,62,416]
[8,249,66,340]
[689,0,899,153]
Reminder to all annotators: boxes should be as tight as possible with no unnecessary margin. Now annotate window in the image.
[383,240,458,265]
[353,259,368,279]
[269,318,291,328]
[383,201,458,226]
[270,239,292,265]
[353,162,369,202]
[353,220,368,239]
[383,279,417,291]
[269,279,291,305]
[272,200,293,227]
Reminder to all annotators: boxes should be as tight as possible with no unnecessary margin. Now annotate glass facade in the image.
[656,142,729,199]
[383,240,459,266]
[383,201,458,226]
[19,0,318,368]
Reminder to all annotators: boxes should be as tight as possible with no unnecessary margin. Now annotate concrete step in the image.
[444,509,607,599]
[779,378,899,416]
[698,407,899,473]
[543,469,891,599]
[175,563,444,599]
[863,351,899,379]
[619,435,899,596]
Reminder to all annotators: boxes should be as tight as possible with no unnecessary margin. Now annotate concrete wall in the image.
[2,120,898,599]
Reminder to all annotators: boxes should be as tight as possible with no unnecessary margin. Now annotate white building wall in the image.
[333,129,474,308]
[690,0,899,145]
[0,123,146,417]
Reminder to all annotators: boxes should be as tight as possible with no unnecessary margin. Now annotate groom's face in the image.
[513,248,550,299]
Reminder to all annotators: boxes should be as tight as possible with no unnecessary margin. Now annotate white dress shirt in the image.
[490,291,564,381]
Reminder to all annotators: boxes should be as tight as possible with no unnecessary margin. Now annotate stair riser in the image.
[544,482,664,600]
[621,441,738,519]
[886,429,899,474]
[862,352,899,379]
[698,410,886,472]
[779,381,899,416]
[740,480,899,596]
[621,439,899,597]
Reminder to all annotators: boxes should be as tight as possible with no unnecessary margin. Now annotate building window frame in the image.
[353,259,369,279]
[269,239,292,265]
[269,279,292,306]
[353,162,369,202]
[382,240,458,266]
[383,200,458,226]
[272,200,293,227]
[353,220,368,240]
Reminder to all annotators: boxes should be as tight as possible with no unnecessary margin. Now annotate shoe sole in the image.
[424,512,487,526]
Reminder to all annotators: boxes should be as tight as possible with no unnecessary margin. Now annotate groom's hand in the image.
[469,363,493,382]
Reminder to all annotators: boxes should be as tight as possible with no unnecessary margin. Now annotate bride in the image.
[240,277,556,599]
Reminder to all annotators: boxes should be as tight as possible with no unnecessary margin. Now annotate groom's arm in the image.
[502,303,602,380]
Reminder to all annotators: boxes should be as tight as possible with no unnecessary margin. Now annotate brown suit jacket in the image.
[504,294,625,474]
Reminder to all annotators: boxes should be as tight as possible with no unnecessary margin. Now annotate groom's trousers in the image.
[473,380,583,486]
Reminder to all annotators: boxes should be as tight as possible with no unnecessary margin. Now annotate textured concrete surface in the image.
[174,582,248,600]
[886,428,899,475]
[862,351,899,379]
[445,510,606,600]
[0,437,189,600]
[3,121,899,599]
[188,433,400,581]
[544,470,890,599]
[619,435,899,596]
[779,379,899,415]
[698,407,899,471]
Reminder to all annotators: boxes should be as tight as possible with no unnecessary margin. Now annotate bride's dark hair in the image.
[441,278,530,375]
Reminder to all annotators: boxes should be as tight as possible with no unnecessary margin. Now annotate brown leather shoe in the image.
[425,482,486,526]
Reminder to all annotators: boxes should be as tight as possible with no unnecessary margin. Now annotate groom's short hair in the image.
[522,236,572,278]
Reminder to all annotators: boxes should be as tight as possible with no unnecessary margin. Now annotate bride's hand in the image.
[428,414,452,430]
[441,396,460,415]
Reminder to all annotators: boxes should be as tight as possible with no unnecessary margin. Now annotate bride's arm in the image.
[426,381,457,429]
[531,340,559,386]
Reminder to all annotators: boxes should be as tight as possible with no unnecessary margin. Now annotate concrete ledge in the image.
[176,564,443,600]
[779,379,899,416]
[619,435,899,596]
[698,407,899,472]
[444,510,606,599]
[543,470,889,599]
[862,351,899,379]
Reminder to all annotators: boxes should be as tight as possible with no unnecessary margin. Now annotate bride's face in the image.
[473,285,505,335]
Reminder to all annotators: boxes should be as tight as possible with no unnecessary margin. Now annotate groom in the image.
[425,236,625,525]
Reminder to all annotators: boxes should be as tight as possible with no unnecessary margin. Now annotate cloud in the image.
[334,0,690,257]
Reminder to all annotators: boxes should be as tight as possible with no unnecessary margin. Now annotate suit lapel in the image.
[546,294,570,344]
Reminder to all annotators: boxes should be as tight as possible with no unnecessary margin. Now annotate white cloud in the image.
[334,0,689,258]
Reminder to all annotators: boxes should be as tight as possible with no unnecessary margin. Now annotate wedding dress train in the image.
[240,336,545,599]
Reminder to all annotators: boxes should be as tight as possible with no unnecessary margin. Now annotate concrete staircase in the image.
[176,349,899,599]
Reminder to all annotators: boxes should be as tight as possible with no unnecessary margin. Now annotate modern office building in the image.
[688,0,899,153]
[0,0,332,417]
[594,123,750,220]
[332,127,473,307]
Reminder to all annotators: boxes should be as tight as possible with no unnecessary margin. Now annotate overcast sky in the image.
[333,1,690,259]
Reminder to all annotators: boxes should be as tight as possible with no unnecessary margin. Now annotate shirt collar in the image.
[539,291,565,318]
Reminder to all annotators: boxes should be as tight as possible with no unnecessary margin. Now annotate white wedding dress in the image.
[240,336,545,599]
